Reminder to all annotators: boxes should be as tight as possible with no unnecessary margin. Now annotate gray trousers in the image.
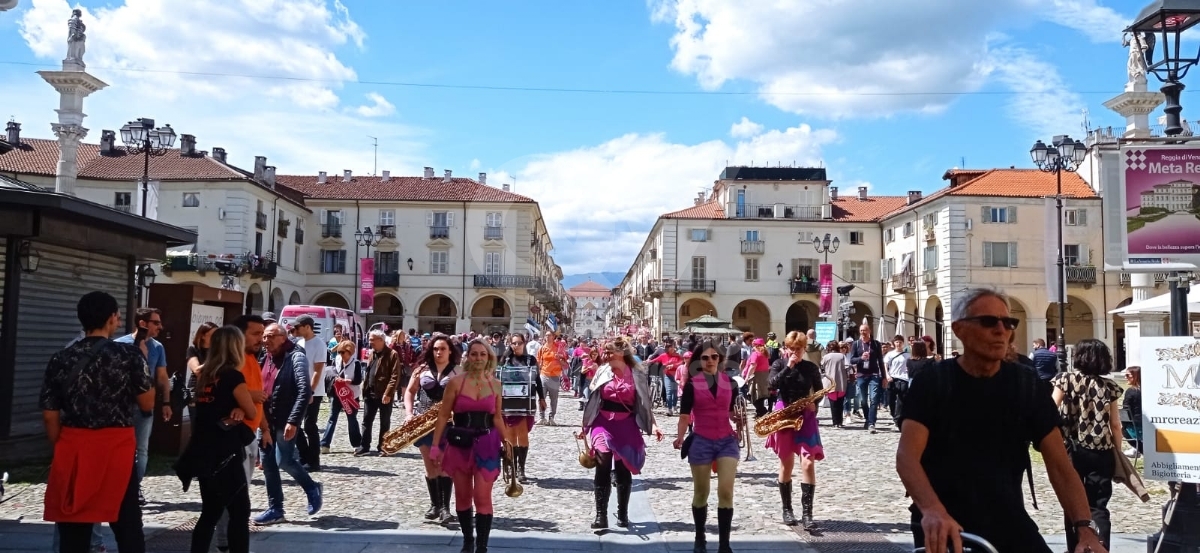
[540,375,561,420]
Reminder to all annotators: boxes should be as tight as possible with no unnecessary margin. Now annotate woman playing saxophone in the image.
[766,331,825,530]
[403,334,462,523]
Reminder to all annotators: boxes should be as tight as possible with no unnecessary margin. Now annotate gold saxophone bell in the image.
[379,402,442,456]
[503,442,523,498]
[576,435,598,469]
[754,383,835,437]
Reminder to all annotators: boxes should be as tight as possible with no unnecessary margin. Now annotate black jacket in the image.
[849,338,884,376]
[769,359,823,405]
[265,341,311,431]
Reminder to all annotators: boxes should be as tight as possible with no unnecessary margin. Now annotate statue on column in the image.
[1123,31,1153,84]
[65,9,86,66]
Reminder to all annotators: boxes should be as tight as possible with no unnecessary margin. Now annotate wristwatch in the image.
[1072,520,1099,534]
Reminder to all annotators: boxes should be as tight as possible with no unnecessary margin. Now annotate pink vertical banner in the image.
[818,263,833,317]
[360,257,375,314]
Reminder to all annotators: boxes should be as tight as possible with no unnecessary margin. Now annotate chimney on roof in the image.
[443,169,452,183]
[5,120,19,144]
[180,134,196,156]
[907,190,922,205]
[99,130,117,156]
[318,171,327,184]
[254,156,267,180]
[343,169,352,182]
[424,167,435,179]
[381,170,390,182]
[857,186,868,201]
[264,166,276,189]
[502,183,510,191]
[479,172,487,185]
[830,186,838,201]
[212,147,227,163]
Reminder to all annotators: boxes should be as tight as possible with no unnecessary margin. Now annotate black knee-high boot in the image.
[800,483,817,531]
[778,481,797,525]
[439,476,456,523]
[692,506,707,553]
[515,446,529,483]
[474,513,493,553]
[457,508,474,553]
[591,483,611,529]
[717,507,733,553]
[615,482,631,527]
[425,477,441,520]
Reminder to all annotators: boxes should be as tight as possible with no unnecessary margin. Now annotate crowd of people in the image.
[38,286,1153,553]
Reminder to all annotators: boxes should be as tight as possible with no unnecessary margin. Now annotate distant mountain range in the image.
[562,272,624,290]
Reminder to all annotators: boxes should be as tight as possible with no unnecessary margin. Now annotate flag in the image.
[818,263,833,317]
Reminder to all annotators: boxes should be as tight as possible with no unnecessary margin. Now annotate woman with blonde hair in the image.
[766,331,825,530]
[320,340,363,452]
[431,338,512,553]
[186,326,258,553]
[579,338,665,529]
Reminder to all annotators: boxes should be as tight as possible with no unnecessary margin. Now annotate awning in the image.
[1109,288,1200,314]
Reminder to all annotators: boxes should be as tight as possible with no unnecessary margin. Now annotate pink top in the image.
[452,392,496,415]
[690,373,734,440]
[582,357,598,377]
[744,350,770,378]
[598,367,636,421]
[648,352,685,377]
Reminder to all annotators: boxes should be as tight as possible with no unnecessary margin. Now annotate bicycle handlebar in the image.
[913,532,999,553]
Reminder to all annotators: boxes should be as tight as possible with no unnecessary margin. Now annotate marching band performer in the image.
[578,338,665,529]
[431,339,512,553]
[766,331,825,530]
[673,341,738,553]
[498,332,546,484]
[403,333,462,524]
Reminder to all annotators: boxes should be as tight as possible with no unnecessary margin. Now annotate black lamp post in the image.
[119,118,176,217]
[812,232,840,264]
[354,226,377,313]
[1030,136,1087,373]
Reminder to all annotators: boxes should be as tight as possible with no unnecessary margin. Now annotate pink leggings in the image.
[453,472,495,515]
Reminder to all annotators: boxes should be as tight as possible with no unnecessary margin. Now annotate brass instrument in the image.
[754,383,835,437]
[731,376,756,462]
[503,442,523,498]
[379,402,442,455]
[576,435,598,469]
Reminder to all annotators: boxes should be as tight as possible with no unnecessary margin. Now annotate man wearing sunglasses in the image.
[114,307,171,506]
[896,288,1106,553]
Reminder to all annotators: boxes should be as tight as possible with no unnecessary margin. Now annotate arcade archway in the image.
[678,298,717,329]
[785,301,818,334]
[733,299,770,336]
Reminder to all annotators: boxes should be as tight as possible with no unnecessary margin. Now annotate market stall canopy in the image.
[1109,288,1200,314]
[684,314,733,328]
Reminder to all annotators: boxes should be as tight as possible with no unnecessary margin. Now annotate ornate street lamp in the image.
[1031,136,1087,373]
[812,232,839,263]
[17,240,40,273]
[1128,0,1200,136]
[120,118,176,217]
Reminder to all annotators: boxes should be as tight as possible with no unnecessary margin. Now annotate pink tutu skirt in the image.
[440,428,502,482]
[764,403,824,461]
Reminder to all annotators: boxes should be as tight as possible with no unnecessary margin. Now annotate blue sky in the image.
[0,0,1169,275]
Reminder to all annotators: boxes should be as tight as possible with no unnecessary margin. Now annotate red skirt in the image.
[44,426,135,523]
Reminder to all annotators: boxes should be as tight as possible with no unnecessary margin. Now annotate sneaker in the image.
[547,417,556,426]
[869,425,877,434]
[253,509,285,526]
[137,486,147,507]
[320,446,330,454]
[306,482,324,516]
[353,447,368,457]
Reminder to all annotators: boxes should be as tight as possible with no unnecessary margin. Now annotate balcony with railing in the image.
[923,270,937,286]
[891,272,916,292]
[646,279,716,294]
[430,225,450,239]
[374,271,400,287]
[378,225,397,239]
[924,227,936,242]
[740,240,765,254]
[114,204,131,213]
[484,226,504,240]
[277,220,289,238]
[474,274,543,289]
[733,204,824,220]
[1119,272,1170,286]
[789,279,819,294]
[321,223,342,238]
[255,211,268,230]
[1065,266,1097,285]
[295,227,304,244]
[247,251,277,279]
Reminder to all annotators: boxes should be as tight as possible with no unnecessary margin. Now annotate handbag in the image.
[446,426,481,449]
[680,429,696,460]
[220,418,256,447]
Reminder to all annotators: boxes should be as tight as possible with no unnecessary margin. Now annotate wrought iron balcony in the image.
[295,227,304,244]
[924,227,936,242]
[923,270,937,286]
[247,251,277,279]
[321,223,342,238]
[255,211,268,230]
[378,225,397,239]
[891,272,916,292]
[430,225,450,239]
[277,220,289,238]
[474,274,542,289]
[734,204,823,220]
[1065,266,1096,285]
[484,226,504,240]
[740,240,765,254]
[789,279,819,294]
[374,271,400,287]
[647,279,716,294]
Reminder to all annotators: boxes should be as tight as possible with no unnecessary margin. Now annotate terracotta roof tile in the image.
[78,150,246,181]
[0,138,100,177]
[275,175,535,203]
[568,280,612,296]
[830,196,909,222]
[662,201,725,219]
[946,168,1095,198]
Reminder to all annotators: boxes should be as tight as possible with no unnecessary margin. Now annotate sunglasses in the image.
[699,354,720,361]
[960,315,1020,330]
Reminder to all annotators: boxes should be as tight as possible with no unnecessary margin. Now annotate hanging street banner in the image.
[1106,145,1200,271]
[818,263,833,317]
[1140,337,1200,483]
[359,257,374,314]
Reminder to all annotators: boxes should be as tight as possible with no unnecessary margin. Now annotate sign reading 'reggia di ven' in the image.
[1116,146,1200,270]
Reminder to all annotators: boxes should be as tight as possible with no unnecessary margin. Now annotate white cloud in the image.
[469,158,482,170]
[354,92,396,117]
[498,122,837,273]
[987,45,1086,140]
[649,0,1128,119]
[729,116,763,138]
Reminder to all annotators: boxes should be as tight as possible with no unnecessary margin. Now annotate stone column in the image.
[1124,312,1168,368]
[1131,272,1156,303]
[1103,78,1165,138]
[37,67,107,195]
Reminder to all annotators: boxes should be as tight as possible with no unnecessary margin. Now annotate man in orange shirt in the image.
[214,315,267,550]
[537,331,566,426]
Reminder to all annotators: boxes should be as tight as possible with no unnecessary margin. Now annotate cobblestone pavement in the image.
[0,397,1168,548]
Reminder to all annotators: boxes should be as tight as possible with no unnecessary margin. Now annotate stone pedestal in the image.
[1103,78,1165,138]
[37,65,107,196]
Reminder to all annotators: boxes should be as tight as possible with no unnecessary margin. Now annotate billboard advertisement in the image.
[1140,337,1200,483]
[1114,146,1200,270]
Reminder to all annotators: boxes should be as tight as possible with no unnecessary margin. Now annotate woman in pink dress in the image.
[766,331,825,531]
[577,338,664,529]
[431,339,513,553]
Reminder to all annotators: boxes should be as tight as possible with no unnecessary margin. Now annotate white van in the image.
[279,305,366,359]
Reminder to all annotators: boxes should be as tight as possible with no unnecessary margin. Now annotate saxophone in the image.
[380,401,441,455]
[754,383,835,437]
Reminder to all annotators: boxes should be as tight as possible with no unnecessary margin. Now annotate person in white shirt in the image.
[527,336,542,358]
[292,315,328,471]
[883,335,909,428]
